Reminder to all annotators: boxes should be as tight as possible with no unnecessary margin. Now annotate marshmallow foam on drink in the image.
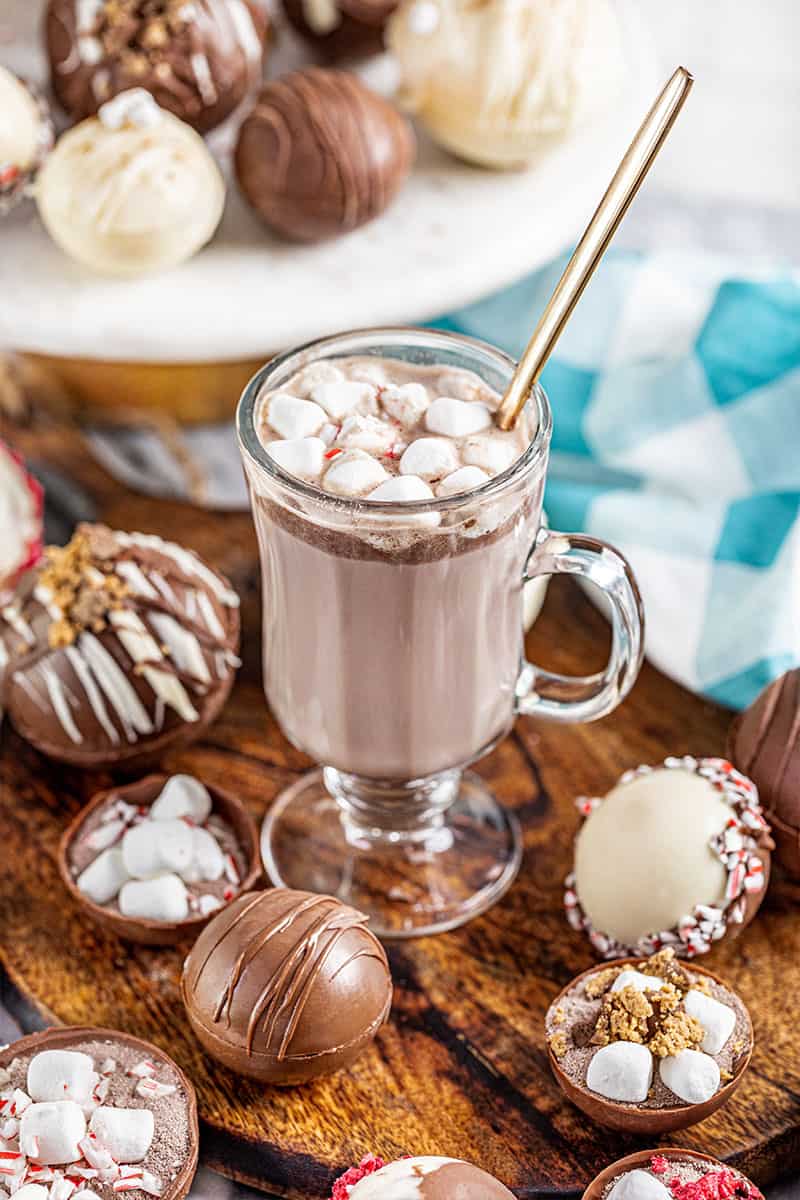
[149,775,212,824]
[89,1106,154,1163]
[119,874,190,922]
[27,1050,96,1104]
[266,394,326,440]
[683,989,737,1055]
[122,818,194,879]
[19,1100,86,1164]
[76,848,130,905]
[610,970,667,995]
[659,1048,720,1103]
[585,1041,653,1103]
[265,438,326,481]
[608,1171,672,1200]
[425,397,492,437]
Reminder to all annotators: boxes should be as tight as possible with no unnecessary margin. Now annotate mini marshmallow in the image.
[196,894,223,916]
[659,1049,720,1104]
[12,1187,49,1200]
[265,437,325,481]
[335,414,396,455]
[683,990,737,1055]
[181,827,225,883]
[265,393,326,439]
[610,970,666,994]
[367,476,435,503]
[461,434,519,475]
[345,361,390,387]
[19,1101,86,1164]
[118,874,189,923]
[399,437,460,481]
[76,849,129,906]
[149,775,212,824]
[311,381,375,421]
[585,1041,653,1103]
[436,465,491,497]
[287,361,344,395]
[607,1170,671,1200]
[323,450,388,497]
[425,397,492,437]
[89,1107,154,1163]
[27,1052,96,1105]
[320,423,338,446]
[380,383,430,426]
[435,368,491,403]
[122,819,194,879]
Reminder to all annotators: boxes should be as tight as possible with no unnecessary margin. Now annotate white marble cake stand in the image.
[0,0,659,364]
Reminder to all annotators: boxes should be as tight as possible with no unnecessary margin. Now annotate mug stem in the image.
[324,766,460,841]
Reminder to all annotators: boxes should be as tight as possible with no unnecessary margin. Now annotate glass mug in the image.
[237,328,644,937]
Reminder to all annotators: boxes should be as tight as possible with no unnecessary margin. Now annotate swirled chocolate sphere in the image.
[45,0,269,134]
[729,669,800,878]
[182,889,392,1084]
[0,524,240,768]
[235,69,415,242]
[338,1157,515,1199]
[281,0,397,60]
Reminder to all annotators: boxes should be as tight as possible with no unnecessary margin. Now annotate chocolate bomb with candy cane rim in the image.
[181,889,393,1084]
[45,0,269,135]
[0,524,240,769]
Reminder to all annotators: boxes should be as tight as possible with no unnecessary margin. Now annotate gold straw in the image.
[497,66,694,431]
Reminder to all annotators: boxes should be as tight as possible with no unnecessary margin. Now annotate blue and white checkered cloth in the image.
[436,250,800,711]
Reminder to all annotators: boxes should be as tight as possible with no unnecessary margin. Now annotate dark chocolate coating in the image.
[181,888,392,1084]
[0,1025,199,1200]
[546,958,753,1135]
[0,525,240,769]
[59,774,262,945]
[281,0,397,60]
[234,68,415,242]
[45,0,269,134]
[729,669,800,878]
[581,1149,761,1200]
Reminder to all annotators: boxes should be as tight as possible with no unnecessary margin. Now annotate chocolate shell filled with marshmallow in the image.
[0,524,240,769]
[565,757,773,959]
[45,0,269,134]
[0,1026,198,1200]
[387,0,624,168]
[581,1150,764,1200]
[36,91,225,277]
[546,950,753,1134]
[60,773,261,945]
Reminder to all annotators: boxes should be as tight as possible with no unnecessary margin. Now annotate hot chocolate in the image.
[252,355,538,780]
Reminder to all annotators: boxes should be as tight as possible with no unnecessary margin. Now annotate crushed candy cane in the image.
[330,1155,387,1200]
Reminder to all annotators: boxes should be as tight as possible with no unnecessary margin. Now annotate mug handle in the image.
[516,527,645,723]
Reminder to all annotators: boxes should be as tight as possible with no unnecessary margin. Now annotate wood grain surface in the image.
[1,413,799,1200]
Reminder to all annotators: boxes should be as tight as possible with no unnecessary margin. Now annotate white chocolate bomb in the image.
[0,67,42,172]
[36,90,225,277]
[387,0,624,168]
[574,768,732,947]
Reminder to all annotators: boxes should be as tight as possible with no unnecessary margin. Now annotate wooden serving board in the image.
[2,416,800,1199]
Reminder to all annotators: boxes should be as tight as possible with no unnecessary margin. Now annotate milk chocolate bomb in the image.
[0,524,240,768]
[333,1156,515,1198]
[235,68,415,242]
[729,668,800,878]
[182,889,392,1084]
[281,0,397,60]
[45,0,269,134]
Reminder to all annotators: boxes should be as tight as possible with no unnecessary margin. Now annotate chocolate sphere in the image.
[567,757,772,958]
[45,0,269,135]
[0,441,42,600]
[343,1157,515,1198]
[0,68,54,215]
[281,0,397,60]
[181,889,392,1084]
[729,669,800,878]
[0,524,240,769]
[235,68,415,242]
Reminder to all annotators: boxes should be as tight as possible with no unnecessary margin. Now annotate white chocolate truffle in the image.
[0,67,42,173]
[387,0,624,169]
[574,768,732,947]
[36,90,225,277]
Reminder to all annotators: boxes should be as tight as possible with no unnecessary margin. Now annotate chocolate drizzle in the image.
[182,889,392,1083]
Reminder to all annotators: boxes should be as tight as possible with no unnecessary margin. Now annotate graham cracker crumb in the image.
[552,1006,566,1025]
[549,1032,568,1059]
[39,526,128,649]
[584,966,622,999]
[642,947,691,993]
[591,982,703,1057]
